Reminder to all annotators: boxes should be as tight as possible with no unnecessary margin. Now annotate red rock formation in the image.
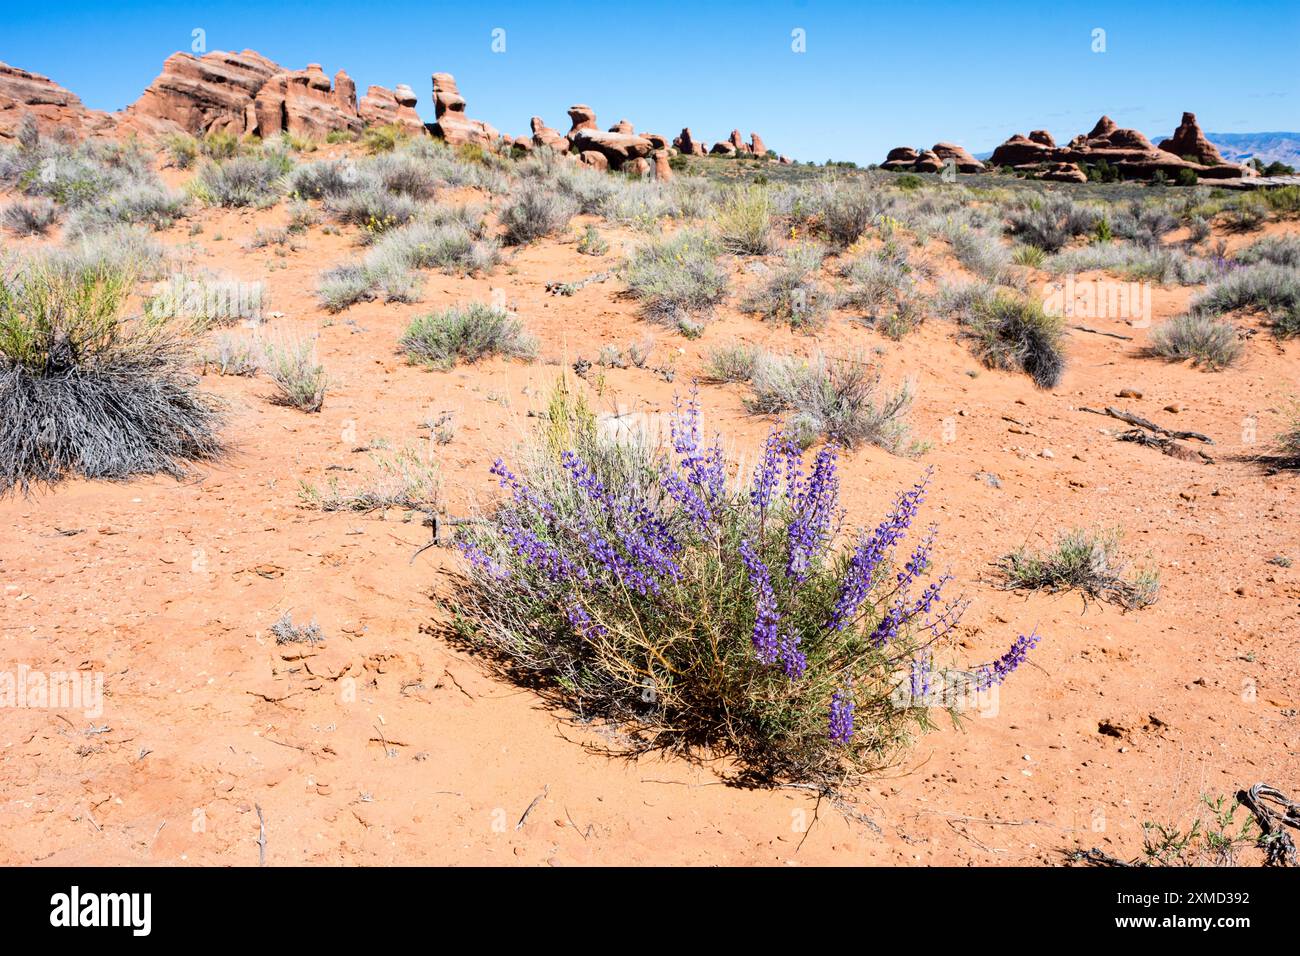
[1033,162,1087,183]
[609,119,635,135]
[0,60,113,140]
[254,64,363,140]
[709,140,737,156]
[564,105,652,169]
[932,142,984,173]
[750,132,767,157]
[358,84,425,136]
[530,116,568,152]
[566,105,597,136]
[912,149,943,173]
[652,150,673,181]
[988,112,1255,181]
[431,72,498,147]
[577,150,608,171]
[1159,112,1227,167]
[129,49,280,135]
[880,146,920,170]
[673,128,706,156]
[727,129,751,154]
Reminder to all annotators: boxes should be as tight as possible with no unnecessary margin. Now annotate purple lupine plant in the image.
[829,687,855,743]
[457,390,1042,780]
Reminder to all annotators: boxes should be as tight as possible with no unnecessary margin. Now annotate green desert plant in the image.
[301,445,440,513]
[745,351,915,451]
[1149,313,1242,370]
[0,254,222,491]
[1191,263,1300,337]
[500,181,578,245]
[261,334,328,411]
[451,387,1040,784]
[622,230,729,334]
[716,184,774,255]
[998,527,1158,609]
[956,291,1066,388]
[740,243,832,328]
[399,303,537,370]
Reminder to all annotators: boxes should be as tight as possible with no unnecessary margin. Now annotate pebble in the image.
[1041,448,1054,459]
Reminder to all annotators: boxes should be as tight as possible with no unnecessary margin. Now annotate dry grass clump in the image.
[740,244,832,328]
[998,527,1159,610]
[301,446,440,513]
[622,230,729,335]
[260,334,328,412]
[716,185,775,255]
[399,303,537,370]
[1149,313,1242,370]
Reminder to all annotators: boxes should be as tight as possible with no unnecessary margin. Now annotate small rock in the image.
[1164,403,1183,413]
[1116,388,1143,399]
[1041,448,1054,459]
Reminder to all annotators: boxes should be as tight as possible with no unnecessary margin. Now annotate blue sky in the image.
[3,0,1296,163]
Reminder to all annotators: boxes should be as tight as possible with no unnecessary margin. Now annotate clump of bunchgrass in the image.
[702,343,761,383]
[0,255,222,491]
[716,184,774,255]
[500,181,578,245]
[260,334,328,411]
[201,332,260,376]
[193,154,291,209]
[1148,313,1242,370]
[622,230,729,334]
[953,290,1065,388]
[746,351,916,451]
[270,611,323,645]
[998,527,1158,609]
[1189,263,1300,337]
[399,303,537,370]
[451,389,1041,785]
[2,198,59,236]
[740,243,831,328]
[1005,196,1102,253]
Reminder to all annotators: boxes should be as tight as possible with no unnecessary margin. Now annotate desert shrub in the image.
[601,180,674,228]
[1044,244,1213,286]
[622,230,729,334]
[301,445,439,512]
[946,225,1012,284]
[716,185,774,255]
[1260,186,1300,215]
[201,131,241,161]
[270,611,323,646]
[452,392,1040,783]
[289,159,366,199]
[59,226,167,280]
[369,151,439,200]
[261,334,327,411]
[1149,313,1242,370]
[194,155,290,208]
[316,263,376,312]
[703,343,761,383]
[1235,234,1300,268]
[957,291,1065,388]
[577,225,609,256]
[371,218,499,275]
[501,181,578,245]
[0,256,221,491]
[1110,202,1179,247]
[324,186,421,238]
[1222,199,1267,233]
[840,247,921,317]
[399,303,537,370]
[552,163,620,214]
[817,181,890,247]
[201,332,260,376]
[998,527,1158,610]
[145,272,265,329]
[2,198,58,236]
[161,134,199,170]
[1005,196,1102,253]
[64,183,188,235]
[746,351,915,451]
[740,244,832,328]
[1191,263,1300,336]
[363,124,408,154]
[667,177,718,220]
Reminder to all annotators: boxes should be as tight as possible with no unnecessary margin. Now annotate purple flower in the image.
[908,655,933,702]
[565,598,606,640]
[458,539,509,579]
[828,473,929,631]
[739,539,780,665]
[663,393,726,531]
[786,445,839,583]
[750,428,786,517]
[778,631,807,679]
[828,687,855,744]
[975,632,1042,688]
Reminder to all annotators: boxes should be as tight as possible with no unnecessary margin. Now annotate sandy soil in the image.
[1,161,1297,866]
